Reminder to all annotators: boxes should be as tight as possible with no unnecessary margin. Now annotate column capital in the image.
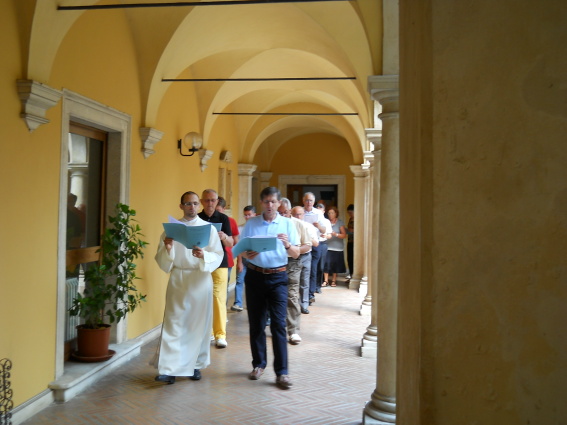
[365,128,382,151]
[350,164,369,178]
[364,150,375,167]
[368,75,399,118]
[368,75,399,101]
[238,163,257,176]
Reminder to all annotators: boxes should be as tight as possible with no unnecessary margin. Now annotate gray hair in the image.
[280,197,291,209]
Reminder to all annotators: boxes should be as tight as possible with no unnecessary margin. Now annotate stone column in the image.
[361,139,381,358]
[259,172,272,189]
[363,75,399,424]
[68,166,88,206]
[348,164,369,290]
[237,163,257,217]
[360,151,373,294]
[256,172,273,211]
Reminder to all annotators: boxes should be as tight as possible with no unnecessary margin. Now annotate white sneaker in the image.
[210,335,215,342]
[216,338,228,348]
[289,334,302,345]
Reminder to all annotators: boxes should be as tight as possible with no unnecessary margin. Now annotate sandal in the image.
[330,281,337,287]
[321,281,328,287]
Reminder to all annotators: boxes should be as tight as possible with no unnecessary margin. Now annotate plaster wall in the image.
[267,133,355,208]
[399,0,567,423]
[0,3,213,405]
[0,1,61,407]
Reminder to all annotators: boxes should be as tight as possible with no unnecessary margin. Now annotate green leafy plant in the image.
[69,203,148,328]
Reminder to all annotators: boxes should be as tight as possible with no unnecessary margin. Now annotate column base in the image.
[362,413,395,425]
[349,277,362,290]
[360,302,372,316]
[358,275,368,293]
[362,390,396,424]
[360,337,377,358]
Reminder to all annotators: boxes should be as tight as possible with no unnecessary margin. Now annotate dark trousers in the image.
[309,244,322,298]
[347,242,354,276]
[245,268,289,376]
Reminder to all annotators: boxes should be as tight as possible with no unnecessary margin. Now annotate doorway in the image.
[64,122,108,360]
[286,184,338,208]
[56,90,132,378]
[277,174,346,218]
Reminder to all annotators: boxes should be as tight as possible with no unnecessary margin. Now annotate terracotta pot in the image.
[76,324,111,358]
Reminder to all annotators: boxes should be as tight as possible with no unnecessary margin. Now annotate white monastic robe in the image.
[152,216,223,376]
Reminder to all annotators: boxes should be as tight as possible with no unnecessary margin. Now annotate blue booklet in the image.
[211,222,222,232]
[162,216,212,249]
[232,236,279,258]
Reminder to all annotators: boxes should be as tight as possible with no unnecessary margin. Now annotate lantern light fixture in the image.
[178,132,202,157]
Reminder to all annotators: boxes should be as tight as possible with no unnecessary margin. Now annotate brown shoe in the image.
[249,367,264,380]
[276,374,293,389]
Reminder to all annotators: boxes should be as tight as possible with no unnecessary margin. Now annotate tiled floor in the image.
[23,278,375,425]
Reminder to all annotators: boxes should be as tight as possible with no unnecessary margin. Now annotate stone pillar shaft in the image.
[361,153,373,292]
[364,75,400,424]
[237,164,257,218]
[349,165,369,290]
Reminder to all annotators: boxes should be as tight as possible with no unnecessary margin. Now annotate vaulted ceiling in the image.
[23,0,382,163]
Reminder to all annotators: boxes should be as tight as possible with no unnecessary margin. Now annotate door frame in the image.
[277,174,346,219]
[56,90,131,379]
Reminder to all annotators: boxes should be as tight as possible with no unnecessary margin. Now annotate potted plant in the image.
[69,203,148,361]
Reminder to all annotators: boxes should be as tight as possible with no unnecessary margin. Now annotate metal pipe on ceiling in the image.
[58,0,353,11]
[212,112,358,115]
[162,77,356,82]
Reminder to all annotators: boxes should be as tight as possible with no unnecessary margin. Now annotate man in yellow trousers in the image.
[198,189,233,348]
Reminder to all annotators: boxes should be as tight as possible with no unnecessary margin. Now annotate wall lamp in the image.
[178,132,203,156]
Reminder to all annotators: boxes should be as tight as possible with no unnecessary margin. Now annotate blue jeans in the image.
[245,268,289,376]
[317,242,328,289]
[234,261,246,307]
[309,245,322,298]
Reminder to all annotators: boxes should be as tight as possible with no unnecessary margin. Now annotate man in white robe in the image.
[152,191,223,384]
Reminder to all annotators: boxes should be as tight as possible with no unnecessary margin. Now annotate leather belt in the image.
[247,263,287,274]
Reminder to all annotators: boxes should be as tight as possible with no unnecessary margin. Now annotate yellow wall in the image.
[129,78,243,335]
[267,133,355,209]
[0,0,363,412]
[0,1,60,407]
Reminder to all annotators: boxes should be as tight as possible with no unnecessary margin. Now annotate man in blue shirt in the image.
[240,187,299,389]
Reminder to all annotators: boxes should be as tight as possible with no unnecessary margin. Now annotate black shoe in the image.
[301,307,310,314]
[155,375,175,384]
[189,369,201,381]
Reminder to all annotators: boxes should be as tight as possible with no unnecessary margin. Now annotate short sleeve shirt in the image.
[198,209,232,268]
[241,213,299,268]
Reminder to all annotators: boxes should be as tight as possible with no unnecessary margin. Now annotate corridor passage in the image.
[23,278,375,425]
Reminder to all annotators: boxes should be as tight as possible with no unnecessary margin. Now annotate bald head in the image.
[291,206,305,220]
